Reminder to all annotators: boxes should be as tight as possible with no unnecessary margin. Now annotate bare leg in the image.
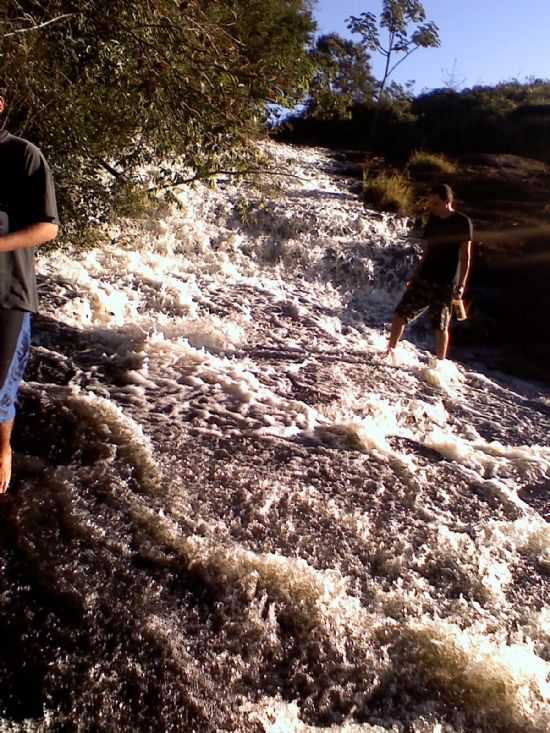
[0,420,13,493]
[435,327,450,360]
[387,313,406,353]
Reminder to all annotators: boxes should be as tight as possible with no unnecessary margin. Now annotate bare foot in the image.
[0,447,12,493]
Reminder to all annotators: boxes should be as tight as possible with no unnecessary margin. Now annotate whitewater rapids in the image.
[0,143,548,733]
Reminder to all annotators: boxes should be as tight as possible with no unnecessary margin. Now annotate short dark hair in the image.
[430,183,454,203]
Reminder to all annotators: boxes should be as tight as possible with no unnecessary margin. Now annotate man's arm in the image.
[0,222,59,252]
[454,240,472,298]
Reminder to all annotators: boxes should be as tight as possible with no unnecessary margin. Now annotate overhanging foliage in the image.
[1,0,316,244]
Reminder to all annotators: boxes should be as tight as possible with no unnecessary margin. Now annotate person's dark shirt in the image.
[417,211,473,286]
[0,129,59,311]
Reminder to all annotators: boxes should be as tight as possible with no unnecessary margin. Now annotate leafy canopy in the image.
[306,33,376,120]
[0,0,316,244]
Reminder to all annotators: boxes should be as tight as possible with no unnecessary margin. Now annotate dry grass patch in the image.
[408,151,457,174]
[362,172,413,214]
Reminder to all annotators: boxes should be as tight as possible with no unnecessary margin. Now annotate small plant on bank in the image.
[408,150,457,174]
[362,171,413,214]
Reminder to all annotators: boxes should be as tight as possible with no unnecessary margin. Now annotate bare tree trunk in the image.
[369,32,393,144]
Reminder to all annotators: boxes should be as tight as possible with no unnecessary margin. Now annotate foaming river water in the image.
[0,143,549,733]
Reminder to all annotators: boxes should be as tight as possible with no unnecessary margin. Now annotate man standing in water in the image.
[386,184,472,362]
[0,91,59,493]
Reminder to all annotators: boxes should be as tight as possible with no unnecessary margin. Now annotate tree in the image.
[347,1,440,104]
[306,33,376,120]
[441,60,467,92]
[0,0,316,243]
[412,80,550,156]
[217,0,316,111]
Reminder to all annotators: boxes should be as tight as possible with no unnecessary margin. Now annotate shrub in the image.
[362,172,413,214]
[408,150,457,174]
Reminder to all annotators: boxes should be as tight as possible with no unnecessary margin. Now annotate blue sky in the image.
[313,0,550,92]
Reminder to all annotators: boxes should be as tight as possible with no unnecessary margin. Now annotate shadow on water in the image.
[9,314,149,467]
[0,501,85,721]
[29,312,148,385]
[518,479,550,521]
[0,313,220,726]
[0,485,228,728]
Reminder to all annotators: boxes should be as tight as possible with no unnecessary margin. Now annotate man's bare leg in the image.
[0,420,13,494]
[387,313,406,354]
[435,327,450,360]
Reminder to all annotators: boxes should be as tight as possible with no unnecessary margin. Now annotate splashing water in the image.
[0,143,548,732]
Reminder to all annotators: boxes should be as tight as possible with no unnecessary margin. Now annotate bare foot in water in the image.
[0,447,12,493]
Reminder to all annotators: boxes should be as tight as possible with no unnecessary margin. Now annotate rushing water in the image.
[0,143,549,733]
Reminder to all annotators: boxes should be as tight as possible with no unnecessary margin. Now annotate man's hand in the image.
[453,284,465,299]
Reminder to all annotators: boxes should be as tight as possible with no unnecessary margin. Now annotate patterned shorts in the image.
[395,277,453,332]
[0,311,31,423]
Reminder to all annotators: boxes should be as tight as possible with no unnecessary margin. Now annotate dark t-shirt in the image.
[0,129,59,311]
[417,211,473,285]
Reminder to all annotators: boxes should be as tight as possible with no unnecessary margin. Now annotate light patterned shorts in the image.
[0,311,31,423]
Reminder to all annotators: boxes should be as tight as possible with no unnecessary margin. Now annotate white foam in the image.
[484,517,550,569]
[402,619,550,727]
[27,140,550,732]
[63,387,161,490]
[421,358,463,392]
[243,697,393,732]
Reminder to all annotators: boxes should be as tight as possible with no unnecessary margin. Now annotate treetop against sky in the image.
[314,0,550,91]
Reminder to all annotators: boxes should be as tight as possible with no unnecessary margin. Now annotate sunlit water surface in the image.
[0,144,549,733]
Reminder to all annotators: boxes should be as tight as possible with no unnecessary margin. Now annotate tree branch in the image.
[387,45,419,78]
[97,159,128,181]
[1,13,74,38]
[147,167,308,192]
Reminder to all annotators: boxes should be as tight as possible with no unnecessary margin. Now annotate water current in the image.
[0,143,549,733]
